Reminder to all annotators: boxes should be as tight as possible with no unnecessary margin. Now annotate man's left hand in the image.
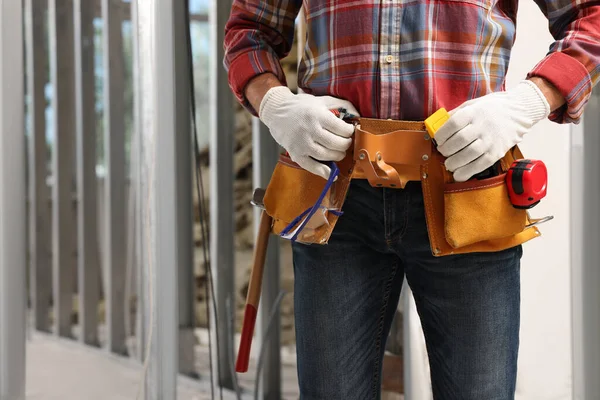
[434,80,551,182]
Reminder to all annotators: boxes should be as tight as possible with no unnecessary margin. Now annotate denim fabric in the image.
[292,179,522,400]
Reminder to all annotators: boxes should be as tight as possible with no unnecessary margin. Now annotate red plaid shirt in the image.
[224,0,600,123]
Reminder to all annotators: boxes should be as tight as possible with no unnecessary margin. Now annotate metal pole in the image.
[102,0,127,355]
[74,0,101,347]
[49,0,76,339]
[252,118,282,399]
[0,1,26,399]
[130,0,147,363]
[173,0,196,377]
[25,0,51,333]
[137,0,158,395]
[138,0,179,397]
[571,92,600,399]
[210,0,236,390]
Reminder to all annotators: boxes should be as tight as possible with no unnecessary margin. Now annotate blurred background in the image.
[0,1,598,400]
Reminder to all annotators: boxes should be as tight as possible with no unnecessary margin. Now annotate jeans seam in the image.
[383,188,390,240]
[388,188,410,245]
[397,188,410,240]
[371,260,399,399]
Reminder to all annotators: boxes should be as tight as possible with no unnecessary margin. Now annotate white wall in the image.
[505,2,573,399]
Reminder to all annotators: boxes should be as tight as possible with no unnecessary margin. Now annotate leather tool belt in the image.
[255,116,542,257]
[352,118,430,188]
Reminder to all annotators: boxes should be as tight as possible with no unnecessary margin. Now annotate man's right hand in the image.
[257,85,359,179]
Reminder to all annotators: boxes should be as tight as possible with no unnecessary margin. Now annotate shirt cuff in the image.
[226,49,288,117]
[527,51,593,124]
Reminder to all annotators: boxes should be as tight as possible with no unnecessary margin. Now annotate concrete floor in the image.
[25,333,237,400]
[24,332,402,400]
[25,332,282,400]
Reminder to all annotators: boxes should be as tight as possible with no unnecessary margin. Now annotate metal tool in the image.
[526,215,554,228]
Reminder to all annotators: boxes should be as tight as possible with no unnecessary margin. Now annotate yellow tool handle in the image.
[424,108,450,138]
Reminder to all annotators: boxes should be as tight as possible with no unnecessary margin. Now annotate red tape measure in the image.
[506,159,547,209]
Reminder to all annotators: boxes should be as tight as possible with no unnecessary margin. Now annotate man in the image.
[224,1,599,398]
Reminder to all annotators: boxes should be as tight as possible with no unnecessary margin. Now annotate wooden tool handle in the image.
[235,210,272,373]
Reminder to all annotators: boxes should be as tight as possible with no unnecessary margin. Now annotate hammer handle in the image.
[235,210,272,373]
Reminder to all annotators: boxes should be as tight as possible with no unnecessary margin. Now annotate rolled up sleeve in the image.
[528,0,600,124]
[223,0,302,115]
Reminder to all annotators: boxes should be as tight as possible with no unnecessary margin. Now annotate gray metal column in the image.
[131,0,147,363]
[252,119,282,399]
[172,0,196,378]
[137,1,157,393]
[209,0,236,390]
[138,0,179,397]
[571,92,600,400]
[49,0,76,338]
[75,0,101,347]
[25,0,51,333]
[102,0,127,355]
[0,1,26,399]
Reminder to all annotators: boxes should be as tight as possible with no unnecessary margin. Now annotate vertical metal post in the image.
[209,0,236,389]
[74,0,100,347]
[25,0,51,333]
[102,0,127,355]
[173,0,196,377]
[137,1,156,394]
[49,0,76,338]
[0,1,26,399]
[150,0,179,388]
[138,0,179,397]
[252,118,282,399]
[571,92,600,400]
[131,0,146,363]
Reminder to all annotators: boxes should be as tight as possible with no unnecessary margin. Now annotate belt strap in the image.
[358,117,427,134]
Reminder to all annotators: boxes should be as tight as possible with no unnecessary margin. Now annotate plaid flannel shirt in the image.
[223,0,600,123]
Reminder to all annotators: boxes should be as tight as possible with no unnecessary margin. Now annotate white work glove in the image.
[435,80,551,182]
[259,86,359,179]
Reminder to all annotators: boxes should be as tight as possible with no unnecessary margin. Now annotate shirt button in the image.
[385,55,394,63]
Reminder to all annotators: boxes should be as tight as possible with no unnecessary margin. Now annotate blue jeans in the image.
[292,179,521,400]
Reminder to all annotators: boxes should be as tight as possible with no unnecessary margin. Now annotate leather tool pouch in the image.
[422,145,541,256]
[443,171,527,248]
[353,118,431,188]
[262,152,355,245]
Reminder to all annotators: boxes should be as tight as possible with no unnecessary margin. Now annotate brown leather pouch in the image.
[353,118,430,188]
[262,152,355,244]
[443,172,527,248]
[421,146,541,256]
